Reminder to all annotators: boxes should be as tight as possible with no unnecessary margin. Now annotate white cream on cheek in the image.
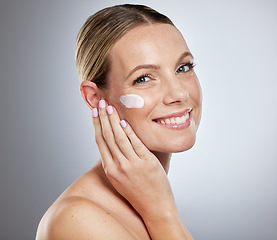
[119,94,144,108]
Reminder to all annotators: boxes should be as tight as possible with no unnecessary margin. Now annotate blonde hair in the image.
[75,4,174,89]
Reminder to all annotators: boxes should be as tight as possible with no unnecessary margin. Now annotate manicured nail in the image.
[99,99,106,109]
[107,105,113,115]
[92,108,98,118]
[120,120,128,128]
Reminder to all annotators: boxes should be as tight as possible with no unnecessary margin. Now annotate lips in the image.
[153,108,192,126]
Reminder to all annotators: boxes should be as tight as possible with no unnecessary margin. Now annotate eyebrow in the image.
[176,52,194,66]
[126,51,194,79]
[126,64,160,79]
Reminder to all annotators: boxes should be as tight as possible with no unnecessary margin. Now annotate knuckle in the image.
[132,141,141,150]
[102,129,113,141]
[114,135,125,145]
[118,161,130,174]
[95,136,104,145]
[105,167,117,180]
[127,129,135,138]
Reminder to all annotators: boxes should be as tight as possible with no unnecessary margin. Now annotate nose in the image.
[163,78,189,105]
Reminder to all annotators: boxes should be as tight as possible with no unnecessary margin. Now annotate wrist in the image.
[142,209,193,240]
[140,201,180,227]
[143,207,180,225]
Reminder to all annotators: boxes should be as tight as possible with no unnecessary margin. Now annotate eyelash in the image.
[133,74,151,85]
[176,62,196,74]
[133,62,196,85]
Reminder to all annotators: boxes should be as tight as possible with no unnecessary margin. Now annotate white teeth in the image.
[156,112,190,125]
[170,118,176,124]
[176,117,181,124]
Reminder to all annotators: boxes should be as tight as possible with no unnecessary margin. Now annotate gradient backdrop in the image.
[1,0,277,239]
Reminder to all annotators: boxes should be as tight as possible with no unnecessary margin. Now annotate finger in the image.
[120,120,152,160]
[92,107,113,171]
[107,106,139,161]
[98,100,128,164]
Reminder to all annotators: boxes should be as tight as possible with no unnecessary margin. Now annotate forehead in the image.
[108,23,190,74]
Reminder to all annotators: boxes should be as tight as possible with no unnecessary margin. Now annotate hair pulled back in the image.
[75,4,174,89]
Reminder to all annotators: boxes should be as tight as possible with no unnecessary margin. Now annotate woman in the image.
[36,4,202,240]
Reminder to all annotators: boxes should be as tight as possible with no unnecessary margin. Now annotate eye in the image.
[176,62,195,74]
[133,74,151,85]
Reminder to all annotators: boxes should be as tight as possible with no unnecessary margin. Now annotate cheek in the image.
[119,94,144,109]
[115,94,158,133]
[188,78,202,105]
[119,106,148,124]
[115,92,157,118]
[189,79,202,127]
[109,97,144,124]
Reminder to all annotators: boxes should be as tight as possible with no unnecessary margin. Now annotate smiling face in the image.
[103,23,202,153]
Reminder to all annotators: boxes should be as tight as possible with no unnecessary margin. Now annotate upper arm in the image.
[36,197,136,240]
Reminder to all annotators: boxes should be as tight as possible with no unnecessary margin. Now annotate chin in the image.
[171,138,196,153]
[149,135,197,154]
[174,142,195,153]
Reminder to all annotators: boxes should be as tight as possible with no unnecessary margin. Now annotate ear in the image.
[80,80,102,110]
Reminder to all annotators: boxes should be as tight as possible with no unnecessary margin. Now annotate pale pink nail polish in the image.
[92,108,98,118]
[120,120,127,128]
[99,99,106,109]
[107,106,113,115]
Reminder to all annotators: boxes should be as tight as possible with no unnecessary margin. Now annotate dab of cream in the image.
[120,94,144,108]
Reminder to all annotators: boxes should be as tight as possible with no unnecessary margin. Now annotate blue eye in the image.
[176,63,195,73]
[134,75,151,85]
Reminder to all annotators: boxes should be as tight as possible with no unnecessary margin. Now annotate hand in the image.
[92,100,176,218]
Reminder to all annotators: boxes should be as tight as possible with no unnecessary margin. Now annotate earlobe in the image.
[80,80,101,109]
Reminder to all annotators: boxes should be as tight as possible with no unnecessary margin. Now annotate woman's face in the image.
[103,23,202,153]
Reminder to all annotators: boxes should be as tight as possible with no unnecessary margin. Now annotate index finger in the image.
[120,120,153,160]
[92,107,114,171]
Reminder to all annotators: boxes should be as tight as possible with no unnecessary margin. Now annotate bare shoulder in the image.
[36,196,136,240]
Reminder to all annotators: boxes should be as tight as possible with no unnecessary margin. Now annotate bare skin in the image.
[36,23,201,239]
[36,161,152,239]
[36,109,192,239]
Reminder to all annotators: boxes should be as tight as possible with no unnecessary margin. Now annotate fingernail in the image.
[99,99,106,109]
[92,108,98,118]
[107,105,113,115]
[120,120,127,128]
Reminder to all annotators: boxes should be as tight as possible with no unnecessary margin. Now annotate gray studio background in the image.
[1,0,277,239]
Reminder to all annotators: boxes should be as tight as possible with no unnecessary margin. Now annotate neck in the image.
[151,152,172,174]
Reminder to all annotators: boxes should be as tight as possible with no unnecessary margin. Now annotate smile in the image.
[153,108,192,129]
